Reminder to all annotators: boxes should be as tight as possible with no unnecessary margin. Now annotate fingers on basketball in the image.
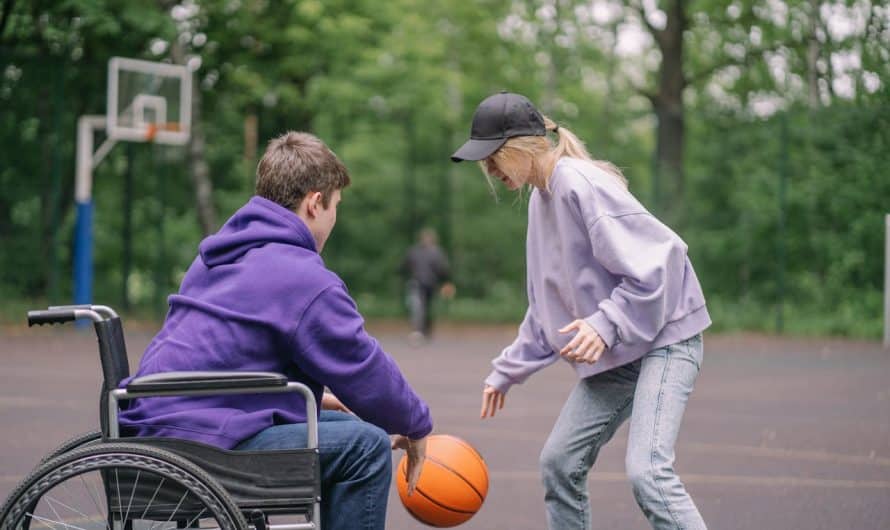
[396,434,489,527]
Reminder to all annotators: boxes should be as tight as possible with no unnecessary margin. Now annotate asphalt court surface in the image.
[1,321,888,529]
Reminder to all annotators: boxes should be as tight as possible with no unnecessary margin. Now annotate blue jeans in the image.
[540,335,706,530]
[235,411,392,530]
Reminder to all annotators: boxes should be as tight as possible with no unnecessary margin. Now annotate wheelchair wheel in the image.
[0,443,247,530]
[12,431,105,530]
[40,430,103,463]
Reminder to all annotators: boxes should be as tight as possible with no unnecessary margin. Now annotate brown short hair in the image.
[255,131,351,210]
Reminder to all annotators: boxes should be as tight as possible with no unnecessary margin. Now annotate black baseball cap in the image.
[451,91,546,162]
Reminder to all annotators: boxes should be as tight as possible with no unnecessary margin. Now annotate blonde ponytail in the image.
[542,116,627,187]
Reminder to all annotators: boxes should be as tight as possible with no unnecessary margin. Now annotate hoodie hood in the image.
[199,196,316,267]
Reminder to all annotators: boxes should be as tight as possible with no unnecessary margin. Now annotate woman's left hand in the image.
[558,320,606,364]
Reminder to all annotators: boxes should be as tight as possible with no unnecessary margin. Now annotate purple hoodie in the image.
[119,196,433,449]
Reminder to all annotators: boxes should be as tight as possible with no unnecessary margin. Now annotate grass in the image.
[2,294,883,340]
[0,297,39,326]
[690,297,883,340]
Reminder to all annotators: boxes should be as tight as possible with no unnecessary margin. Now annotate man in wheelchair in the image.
[117,131,432,530]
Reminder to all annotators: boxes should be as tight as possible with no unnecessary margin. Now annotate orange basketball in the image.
[396,434,489,527]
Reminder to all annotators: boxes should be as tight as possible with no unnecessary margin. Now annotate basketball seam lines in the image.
[434,435,488,499]
[425,455,486,503]
[399,454,481,516]
[410,486,477,515]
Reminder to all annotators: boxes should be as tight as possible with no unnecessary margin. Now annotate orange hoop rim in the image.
[145,123,158,143]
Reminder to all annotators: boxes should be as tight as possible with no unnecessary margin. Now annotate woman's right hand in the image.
[480,385,506,419]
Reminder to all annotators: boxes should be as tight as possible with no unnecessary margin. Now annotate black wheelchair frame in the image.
[0,305,322,530]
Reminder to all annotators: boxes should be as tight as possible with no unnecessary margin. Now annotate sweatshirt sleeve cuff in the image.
[407,417,434,439]
[484,370,514,394]
[586,311,618,348]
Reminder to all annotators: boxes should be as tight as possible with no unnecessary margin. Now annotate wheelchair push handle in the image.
[48,304,119,318]
[28,308,105,326]
[27,309,76,326]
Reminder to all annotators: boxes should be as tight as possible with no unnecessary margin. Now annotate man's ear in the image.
[305,191,323,218]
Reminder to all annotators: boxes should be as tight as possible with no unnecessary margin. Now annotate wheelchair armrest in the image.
[109,375,318,448]
[126,371,288,393]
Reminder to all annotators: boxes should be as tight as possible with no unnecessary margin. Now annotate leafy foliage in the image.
[1,0,887,337]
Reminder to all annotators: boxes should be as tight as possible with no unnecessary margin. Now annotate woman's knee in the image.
[539,439,572,482]
[625,456,656,494]
[627,458,680,501]
[539,440,556,470]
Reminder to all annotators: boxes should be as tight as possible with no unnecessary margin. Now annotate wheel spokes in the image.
[19,466,225,530]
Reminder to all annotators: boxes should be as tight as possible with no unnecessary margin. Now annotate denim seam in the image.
[678,335,702,372]
[365,490,373,530]
[573,394,635,528]
[650,345,684,530]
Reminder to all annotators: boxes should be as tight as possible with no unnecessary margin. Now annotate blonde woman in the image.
[452,92,710,530]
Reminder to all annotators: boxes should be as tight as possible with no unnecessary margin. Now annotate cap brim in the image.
[450,138,507,162]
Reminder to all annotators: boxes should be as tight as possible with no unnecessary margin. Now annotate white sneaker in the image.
[408,331,425,346]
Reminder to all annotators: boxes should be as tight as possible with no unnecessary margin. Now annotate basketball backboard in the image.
[107,57,191,145]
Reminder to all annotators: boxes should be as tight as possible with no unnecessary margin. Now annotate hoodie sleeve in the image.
[290,284,432,439]
[485,307,558,393]
[583,213,688,347]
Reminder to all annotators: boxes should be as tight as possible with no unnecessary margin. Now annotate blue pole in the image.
[74,199,93,307]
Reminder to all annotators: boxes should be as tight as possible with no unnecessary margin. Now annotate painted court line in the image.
[685,442,890,468]
[492,470,890,489]
[3,471,887,490]
[459,427,890,468]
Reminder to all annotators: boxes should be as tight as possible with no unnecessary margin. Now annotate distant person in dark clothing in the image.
[401,228,455,342]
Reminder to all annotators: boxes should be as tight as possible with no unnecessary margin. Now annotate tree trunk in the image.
[188,84,217,235]
[807,0,821,107]
[244,112,258,172]
[540,0,563,116]
[599,22,619,152]
[651,0,686,226]
[37,83,52,295]
[170,41,217,236]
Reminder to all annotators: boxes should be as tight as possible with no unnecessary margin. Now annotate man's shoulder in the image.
[242,243,343,293]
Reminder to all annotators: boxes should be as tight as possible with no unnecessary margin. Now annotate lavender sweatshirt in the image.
[120,196,432,448]
[485,158,711,393]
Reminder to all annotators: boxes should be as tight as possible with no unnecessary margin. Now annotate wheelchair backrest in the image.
[95,317,131,390]
[27,305,132,438]
[95,317,131,438]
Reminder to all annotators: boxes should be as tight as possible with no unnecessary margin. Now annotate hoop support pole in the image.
[74,115,115,310]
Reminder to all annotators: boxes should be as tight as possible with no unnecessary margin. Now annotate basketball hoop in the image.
[74,57,193,308]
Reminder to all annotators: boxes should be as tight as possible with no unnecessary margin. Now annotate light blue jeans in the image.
[540,334,706,530]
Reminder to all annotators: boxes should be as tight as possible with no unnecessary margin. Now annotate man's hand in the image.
[558,319,606,364]
[440,282,456,300]
[391,435,428,495]
[480,385,505,419]
[321,392,352,414]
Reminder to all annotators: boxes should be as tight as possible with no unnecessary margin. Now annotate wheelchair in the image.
[0,304,322,530]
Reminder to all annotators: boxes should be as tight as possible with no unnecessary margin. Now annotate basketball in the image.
[396,434,488,527]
